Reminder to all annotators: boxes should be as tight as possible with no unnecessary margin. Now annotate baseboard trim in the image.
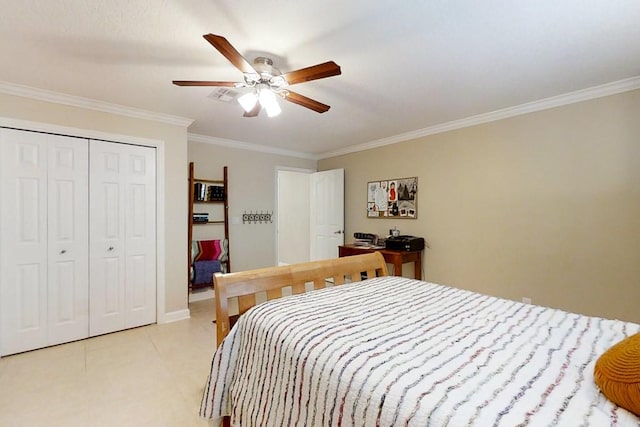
[160,309,191,324]
[189,287,215,303]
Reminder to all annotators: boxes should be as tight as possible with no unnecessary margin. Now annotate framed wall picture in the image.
[367,177,417,218]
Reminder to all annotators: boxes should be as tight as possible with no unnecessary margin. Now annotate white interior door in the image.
[89,140,156,336]
[1,129,49,354]
[309,169,344,261]
[1,129,88,355]
[47,136,89,346]
[122,144,156,328]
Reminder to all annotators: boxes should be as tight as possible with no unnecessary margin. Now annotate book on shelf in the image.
[194,183,206,201]
[193,212,209,223]
[206,184,225,201]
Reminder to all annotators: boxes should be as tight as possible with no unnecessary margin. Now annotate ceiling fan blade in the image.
[284,91,330,113]
[172,81,239,87]
[243,103,261,117]
[282,61,341,85]
[203,34,257,75]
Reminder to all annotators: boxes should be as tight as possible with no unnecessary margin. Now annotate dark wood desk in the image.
[338,244,422,280]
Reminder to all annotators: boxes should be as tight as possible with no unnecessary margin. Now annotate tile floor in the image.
[0,299,217,426]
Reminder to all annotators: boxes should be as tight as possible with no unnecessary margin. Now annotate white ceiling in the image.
[1,1,639,157]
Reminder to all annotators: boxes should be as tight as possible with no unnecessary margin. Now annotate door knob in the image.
[333,230,344,234]
[108,246,114,251]
[60,249,67,254]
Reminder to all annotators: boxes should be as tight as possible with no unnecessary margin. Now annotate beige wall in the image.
[0,93,189,315]
[320,89,640,324]
[188,141,316,271]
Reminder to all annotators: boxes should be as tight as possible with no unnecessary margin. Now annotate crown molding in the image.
[0,117,165,149]
[0,81,194,127]
[318,76,640,159]
[188,132,317,160]
[5,76,639,161]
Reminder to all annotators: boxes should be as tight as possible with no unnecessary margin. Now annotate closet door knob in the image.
[108,246,114,251]
[60,249,67,254]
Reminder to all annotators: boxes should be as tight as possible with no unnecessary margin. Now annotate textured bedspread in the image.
[201,276,640,426]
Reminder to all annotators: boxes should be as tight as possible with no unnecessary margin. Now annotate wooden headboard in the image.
[213,252,388,346]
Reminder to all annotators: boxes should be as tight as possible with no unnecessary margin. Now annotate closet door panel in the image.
[90,141,155,335]
[1,130,49,355]
[13,263,46,343]
[124,147,156,328]
[49,261,75,321]
[128,255,146,308]
[89,141,126,336]
[47,137,89,346]
[101,258,123,314]
[17,178,42,242]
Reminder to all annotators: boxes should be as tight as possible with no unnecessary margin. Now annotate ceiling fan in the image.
[173,34,342,117]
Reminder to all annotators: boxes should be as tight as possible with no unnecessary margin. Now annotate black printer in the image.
[385,235,425,252]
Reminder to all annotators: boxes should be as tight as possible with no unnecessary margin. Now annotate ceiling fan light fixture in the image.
[258,87,281,117]
[238,92,258,112]
[264,100,282,118]
[269,75,287,90]
[174,34,340,117]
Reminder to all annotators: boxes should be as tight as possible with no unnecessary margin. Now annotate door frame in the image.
[0,117,169,327]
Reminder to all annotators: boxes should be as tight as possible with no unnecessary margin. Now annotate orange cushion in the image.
[594,332,640,416]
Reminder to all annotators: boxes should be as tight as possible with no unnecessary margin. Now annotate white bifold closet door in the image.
[0,129,89,355]
[89,140,156,336]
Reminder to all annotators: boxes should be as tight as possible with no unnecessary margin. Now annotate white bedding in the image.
[200,276,640,426]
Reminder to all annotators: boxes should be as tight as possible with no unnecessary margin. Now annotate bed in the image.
[201,253,640,426]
